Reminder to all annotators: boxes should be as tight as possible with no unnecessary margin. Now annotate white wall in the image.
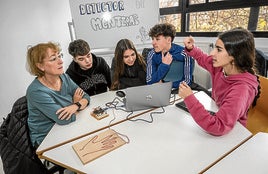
[0,0,73,122]
[0,0,267,123]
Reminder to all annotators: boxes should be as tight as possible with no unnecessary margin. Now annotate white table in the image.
[203,132,268,174]
[41,104,252,174]
[37,91,180,155]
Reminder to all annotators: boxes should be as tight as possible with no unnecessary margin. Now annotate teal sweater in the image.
[26,73,90,146]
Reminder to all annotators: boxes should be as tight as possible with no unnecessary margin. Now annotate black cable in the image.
[169,93,176,105]
[126,106,165,123]
[105,97,123,108]
[105,97,134,117]
[106,96,168,123]
[105,97,127,111]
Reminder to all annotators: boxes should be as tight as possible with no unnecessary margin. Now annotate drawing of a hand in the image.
[79,132,118,157]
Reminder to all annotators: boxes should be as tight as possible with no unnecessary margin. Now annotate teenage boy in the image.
[66,39,111,96]
[146,23,194,88]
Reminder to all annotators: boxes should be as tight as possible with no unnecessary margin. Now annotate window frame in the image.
[159,0,268,37]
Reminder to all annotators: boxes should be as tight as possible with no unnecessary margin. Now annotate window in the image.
[258,6,268,31]
[190,0,224,4]
[160,14,181,31]
[159,0,268,37]
[160,0,179,8]
[188,8,250,32]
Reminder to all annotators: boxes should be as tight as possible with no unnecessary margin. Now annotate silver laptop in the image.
[124,82,172,111]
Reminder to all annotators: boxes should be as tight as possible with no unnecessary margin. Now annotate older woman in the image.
[26,42,90,147]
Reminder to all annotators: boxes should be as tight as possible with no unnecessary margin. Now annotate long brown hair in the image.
[218,28,260,106]
[111,39,146,90]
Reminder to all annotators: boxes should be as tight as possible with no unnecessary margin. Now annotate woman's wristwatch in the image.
[74,102,82,111]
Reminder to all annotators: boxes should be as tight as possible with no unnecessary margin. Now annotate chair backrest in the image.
[0,96,48,174]
[141,48,152,62]
[255,49,268,77]
[246,75,268,134]
[255,75,268,114]
[192,60,212,89]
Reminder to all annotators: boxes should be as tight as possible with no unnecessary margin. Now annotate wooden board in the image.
[72,129,126,164]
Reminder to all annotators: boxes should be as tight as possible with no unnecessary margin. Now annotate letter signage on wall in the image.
[69,0,159,49]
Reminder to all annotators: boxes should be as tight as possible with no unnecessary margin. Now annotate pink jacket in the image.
[184,47,259,135]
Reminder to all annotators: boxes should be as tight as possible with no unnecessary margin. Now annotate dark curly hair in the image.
[149,23,176,42]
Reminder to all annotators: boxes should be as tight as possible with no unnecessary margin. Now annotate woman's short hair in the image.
[26,42,61,77]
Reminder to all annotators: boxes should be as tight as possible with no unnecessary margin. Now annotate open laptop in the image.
[123,82,172,111]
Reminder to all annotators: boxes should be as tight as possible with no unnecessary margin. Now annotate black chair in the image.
[0,96,65,174]
[142,47,152,62]
[255,48,268,77]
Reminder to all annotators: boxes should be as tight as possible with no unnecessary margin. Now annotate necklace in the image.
[41,76,62,91]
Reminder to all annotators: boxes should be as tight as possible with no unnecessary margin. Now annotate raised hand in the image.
[183,36,195,51]
[178,81,193,99]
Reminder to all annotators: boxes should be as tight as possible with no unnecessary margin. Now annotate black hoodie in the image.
[66,53,111,96]
[111,57,146,89]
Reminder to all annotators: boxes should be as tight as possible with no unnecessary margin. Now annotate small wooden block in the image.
[90,107,109,120]
[90,111,109,120]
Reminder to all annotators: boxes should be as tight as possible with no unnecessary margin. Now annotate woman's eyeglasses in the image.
[47,53,63,62]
